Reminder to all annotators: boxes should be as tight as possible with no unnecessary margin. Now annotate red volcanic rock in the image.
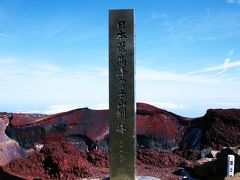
[174,149,201,161]
[136,103,190,150]
[136,149,195,179]
[5,103,191,151]
[137,103,188,138]
[2,104,240,179]
[4,108,109,151]
[42,141,91,179]
[137,148,187,168]
[3,152,47,179]
[3,139,92,179]
[202,109,240,149]
[87,150,109,168]
[9,108,109,142]
[3,143,194,180]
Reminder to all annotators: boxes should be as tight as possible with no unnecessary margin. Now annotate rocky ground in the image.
[1,137,192,179]
[0,103,240,179]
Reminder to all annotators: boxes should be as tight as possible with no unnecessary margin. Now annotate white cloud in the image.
[147,102,186,110]
[137,67,223,84]
[0,57,109,113]
[189,58,240,75]
[151,9,240,44]
[0,58,62,80]
[5,57,230,85]
[91,103,109,110]
[21,102,183,115]
[15,110,43,114]
[15,105,84,114]
[189,50,240,75]
[1,55,240,116]
[31,62,62,73]
[43,104,85,114]
[214,102,240,107]
[30,103,109,114]
[0,57,107,80]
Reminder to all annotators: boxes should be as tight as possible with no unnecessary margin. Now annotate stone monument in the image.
[109,9,136,180]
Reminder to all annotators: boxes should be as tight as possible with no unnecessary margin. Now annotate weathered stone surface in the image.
[109,9,135,180]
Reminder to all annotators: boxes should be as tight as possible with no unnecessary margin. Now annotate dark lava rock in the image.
[178,128,202,150]
[4,103,191,152]
[192,148,240,180]
[202,109,240,149]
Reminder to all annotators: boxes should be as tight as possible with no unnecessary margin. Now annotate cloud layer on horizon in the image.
[1,54,240,117]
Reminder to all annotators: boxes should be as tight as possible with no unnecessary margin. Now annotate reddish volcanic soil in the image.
[136,149,194,179]
[2,137,191,180]
[137,149,186,168]
[136,103,189,149]
[1,103,240,179]
[3,138,98,179]
[202,109,240,149]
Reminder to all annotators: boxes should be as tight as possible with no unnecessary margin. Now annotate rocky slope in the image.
[1,103,240,179]
[202,109,240,149]
[2,137,193,180]
[3,103,190,152]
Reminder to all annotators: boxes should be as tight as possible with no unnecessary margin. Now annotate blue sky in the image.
[0,0,240,117]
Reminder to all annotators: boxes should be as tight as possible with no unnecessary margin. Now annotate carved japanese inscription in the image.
[109,9,135,180]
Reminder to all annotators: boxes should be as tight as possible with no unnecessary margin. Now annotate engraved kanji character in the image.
[117,79,126,89]
[117,124,127,134]
[117,30,127,40]
[117,21,125,29]
[117,89,126,98]
[116,67,127,78]
[116,107,126,119]
[117,55,127,67]
[117,41,127,53]
[118,99,126,108]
